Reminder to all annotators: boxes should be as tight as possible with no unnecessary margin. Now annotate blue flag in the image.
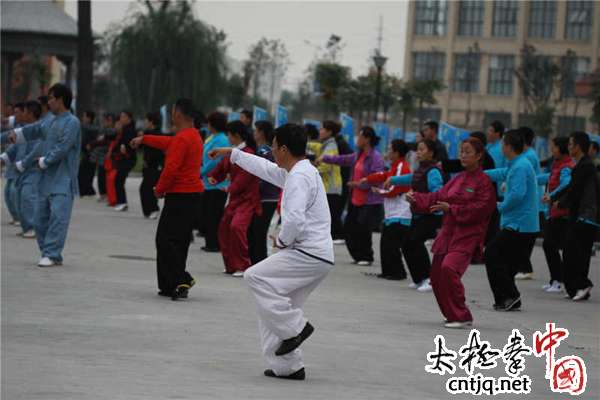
[302,119,321,129]
[228,112,240,122]
[339,113,355,150]
[533,137,549,160]
[275,105,288,128]
[374,122,390,155]
[439,122,469,159]
[253,106,269,122]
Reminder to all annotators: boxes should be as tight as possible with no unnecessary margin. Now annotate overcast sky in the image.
[64,0,408,89]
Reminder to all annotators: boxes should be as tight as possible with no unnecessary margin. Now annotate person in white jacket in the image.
[209,123,334,381]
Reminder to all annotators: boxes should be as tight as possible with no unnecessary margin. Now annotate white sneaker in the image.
[22,230,36,238]
[232,271,244,278]
[357,261,372,266]
[515,272,533,280]
[408,282,418,289]
[417,279,432,292]
[444,321,472,329]
[114,204,128,212]
[545,281,562,293]
[332,239,345,245]
[572,287,592,301]
[149,211,160,220]
[541,282,552,290]
[37,257,60,267]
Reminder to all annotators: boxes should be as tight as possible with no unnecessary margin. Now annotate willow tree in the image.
[107,0,228,114]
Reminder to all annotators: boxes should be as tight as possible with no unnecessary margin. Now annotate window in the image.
[415,1,448,36]
[492,1,518,37]
[458,1,485,36]
[528,1,556,38]
[488,55,514,95]
[561,56,590,98]
[565,1,593,40]
[483,112,512,131]
[412,52,446,81]
[453,54,480,92]
[557,116,586,136]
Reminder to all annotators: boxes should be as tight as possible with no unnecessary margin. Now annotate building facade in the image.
[403,0,600,134]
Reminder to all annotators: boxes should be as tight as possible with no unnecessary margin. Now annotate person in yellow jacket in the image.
[318,121,344,243]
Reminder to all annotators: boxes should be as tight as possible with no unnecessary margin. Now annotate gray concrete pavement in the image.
[1,177,598,400]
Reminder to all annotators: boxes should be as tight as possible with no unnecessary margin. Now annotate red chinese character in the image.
[532,322,587,396]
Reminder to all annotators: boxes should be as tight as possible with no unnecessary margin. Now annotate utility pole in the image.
[372,15,387,123]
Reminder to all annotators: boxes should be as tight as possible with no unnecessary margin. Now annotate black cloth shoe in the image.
[494,297,521,311]
[275,322,314,356]
[171,279,196,301]
[264,368,305,380]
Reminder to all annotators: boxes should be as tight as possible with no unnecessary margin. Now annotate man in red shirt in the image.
[131,98,204,300]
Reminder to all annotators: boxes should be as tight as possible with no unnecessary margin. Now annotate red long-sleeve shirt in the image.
[365,158,411,197]
[142,127,204,196]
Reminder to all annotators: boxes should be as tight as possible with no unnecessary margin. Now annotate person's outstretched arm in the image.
[215,147,287,188]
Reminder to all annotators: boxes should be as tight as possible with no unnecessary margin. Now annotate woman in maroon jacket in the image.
[209,121,261,277]
[407,138,496,329]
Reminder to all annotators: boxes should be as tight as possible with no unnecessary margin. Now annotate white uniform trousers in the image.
[244,249,333,376]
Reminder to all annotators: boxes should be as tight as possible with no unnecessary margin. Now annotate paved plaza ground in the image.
[1,177,599,400]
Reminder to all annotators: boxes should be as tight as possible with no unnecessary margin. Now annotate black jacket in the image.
[552,155,600,224]
[142,129,166,170]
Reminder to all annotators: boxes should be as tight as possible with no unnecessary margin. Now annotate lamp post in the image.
[372,50,387,123]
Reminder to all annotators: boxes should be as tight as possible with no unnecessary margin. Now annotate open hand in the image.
[269,234,285,249]
[430,201,450,213]
[130,136,143,149]
[542,193,550,204]
[207,177,217,185]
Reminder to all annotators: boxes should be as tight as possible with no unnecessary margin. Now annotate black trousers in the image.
[563,221,596,297]
[402,214,441,284]
[484,229,537,306]
[327,194,345,240]
[248,201,278,265]
[380,222,409,278]
[96,163,106,195]
[78,158,96,196]
[542,218,569,284]
[115,160,135,205]
[344,203,383,263]
[139,167,161,216]
[516,212,544,273]
[155,193,200,293]
[203,189,227,249]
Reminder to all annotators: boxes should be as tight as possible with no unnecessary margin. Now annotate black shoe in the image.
[495,297,521,311]
[171,279,196,301]
[385,275,407,281]
[264,368,305,380]
[201,246,220,253]
[157,291,170,297]
[275,322,314,356]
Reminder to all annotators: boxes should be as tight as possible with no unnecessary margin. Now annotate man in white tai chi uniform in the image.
[210,123,334,380]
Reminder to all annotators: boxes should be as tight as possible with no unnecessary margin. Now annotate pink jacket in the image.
[411,167,496,256]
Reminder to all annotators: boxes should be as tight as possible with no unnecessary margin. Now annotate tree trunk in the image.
[77,0,93,114]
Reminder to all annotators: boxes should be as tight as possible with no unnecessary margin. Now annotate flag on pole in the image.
[302,119,321,129]
[160,105,169,133]
[253,106,269,122]
[374,122,390,155]
[228,112,240,122]
[339,113,355,150]
[275,105,288,128]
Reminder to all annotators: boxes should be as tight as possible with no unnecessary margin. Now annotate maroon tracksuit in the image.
[411,167,495,322]
[209,147,261,273]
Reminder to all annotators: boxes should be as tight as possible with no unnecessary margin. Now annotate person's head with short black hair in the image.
[23,100,42,123]
[103,112,116,128]
[487,120,505,144]
[568,131,590,160]
[589,141,599,158]
[82,110,96,125]
[14,102,25,112]
[502,129,524,159]
[518,126,535,147]
[422,120,439,140]
[207,111,227,133]
[170,98,195,131]
[254,120,274,146]
[193,110,206,130]
[145,111,161,130]
[417,138,437,162]
[320,120,341,141]
[272,123,307,170]
[388,139,409,163]
[304,123,319,141]
[240,109,253,127]
[119,110,134,129]
[550,136,569,158]
[356,126,380,150]
[470,131,487,147]
[48,83,73,111]
[226,120,256,150]
[13,102,26,123]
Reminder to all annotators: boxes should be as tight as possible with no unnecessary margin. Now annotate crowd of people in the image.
[2,88,600,379]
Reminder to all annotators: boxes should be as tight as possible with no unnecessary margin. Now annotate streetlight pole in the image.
[373,50,387,123]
